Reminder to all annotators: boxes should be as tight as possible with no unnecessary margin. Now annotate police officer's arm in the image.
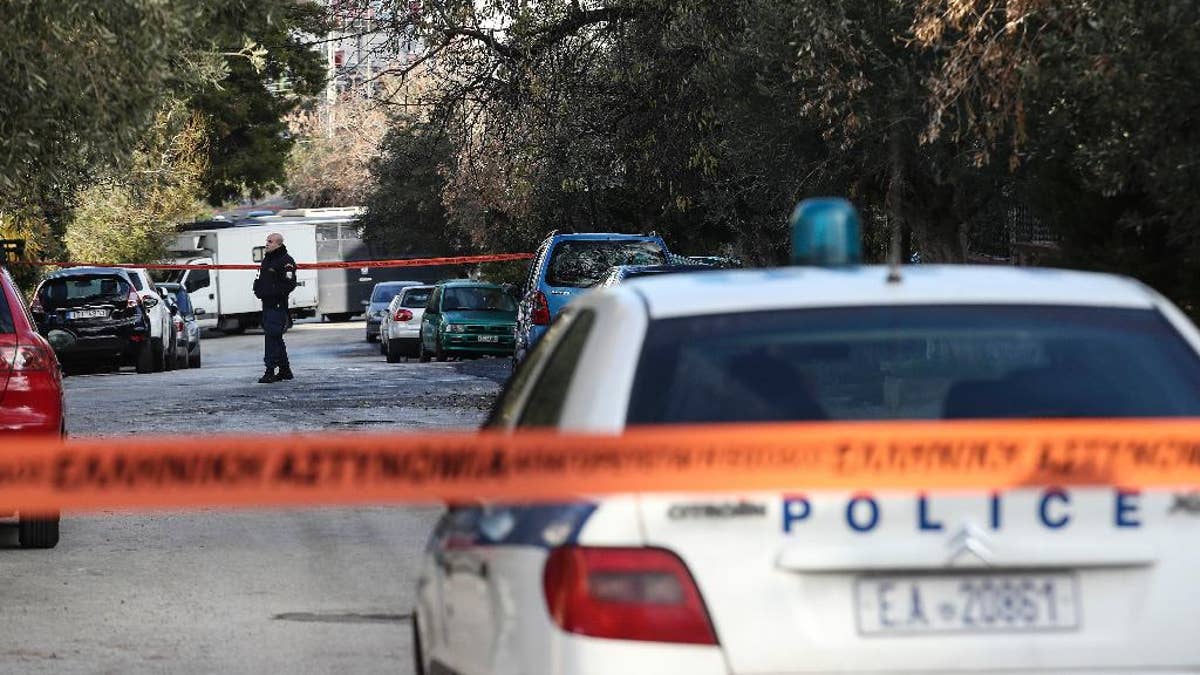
[282,261,298,294]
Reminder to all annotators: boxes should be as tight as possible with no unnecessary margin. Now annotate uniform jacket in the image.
[254,246,298,310]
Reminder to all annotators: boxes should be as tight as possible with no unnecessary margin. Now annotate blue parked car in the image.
[513,231,669,365]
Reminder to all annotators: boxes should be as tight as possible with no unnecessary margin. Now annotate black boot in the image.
[277,364,294,381]
[258,367,278,384]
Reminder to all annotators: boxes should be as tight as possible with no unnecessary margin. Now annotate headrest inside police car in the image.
[789,197,863,266]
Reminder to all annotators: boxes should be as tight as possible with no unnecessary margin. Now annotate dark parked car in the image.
[0,263,64,547]
[159,283,202,368]
[31,267,161,373]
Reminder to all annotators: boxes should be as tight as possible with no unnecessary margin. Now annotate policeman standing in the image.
[253,232,297,383]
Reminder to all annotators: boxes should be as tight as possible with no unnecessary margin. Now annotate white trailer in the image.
[166,222,320,333]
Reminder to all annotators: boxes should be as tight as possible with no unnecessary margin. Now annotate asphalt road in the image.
[1,320,510,674]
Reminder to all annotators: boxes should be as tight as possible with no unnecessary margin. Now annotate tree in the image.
[359,122,457,256]
[914,0,1200,310]
[188,0,329,204]
[0,1,198,212]
[285,95,391,208]
[66,105,210,265]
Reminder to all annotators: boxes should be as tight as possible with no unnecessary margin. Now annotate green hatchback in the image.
[418,280,517,361]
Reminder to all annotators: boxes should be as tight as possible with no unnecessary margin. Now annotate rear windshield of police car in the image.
[546,240,666,288]
[39,275,132,309]
[628,305,1200,423]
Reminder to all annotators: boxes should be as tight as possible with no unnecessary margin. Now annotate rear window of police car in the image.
[628,305,1200,423]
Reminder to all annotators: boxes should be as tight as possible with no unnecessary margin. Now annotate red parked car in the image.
[0,264,64,548]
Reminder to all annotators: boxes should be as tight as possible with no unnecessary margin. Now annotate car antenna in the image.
[885,217,903,284]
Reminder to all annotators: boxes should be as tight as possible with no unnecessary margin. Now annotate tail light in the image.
[0,334,62,429]
[394,309,413,322]
[543,546,718,645]
[127,290,141,309]
[0,342,53,372]
[532,291,551,326]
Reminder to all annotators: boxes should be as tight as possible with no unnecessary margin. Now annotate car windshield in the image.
[546,240,666,288]
[401,289,432,308]
[39,276,131,308]
[371,285,405,303]
[628,305,1200,423]
[440,286,517,312]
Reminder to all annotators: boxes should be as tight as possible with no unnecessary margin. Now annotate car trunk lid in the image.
[638,487,1198,673]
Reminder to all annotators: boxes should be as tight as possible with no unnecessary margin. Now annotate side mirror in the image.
[194,308,206,316]
[361,299,370,306]
[143,296,159,309]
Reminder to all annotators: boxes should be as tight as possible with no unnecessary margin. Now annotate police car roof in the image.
[620,265,1160,319]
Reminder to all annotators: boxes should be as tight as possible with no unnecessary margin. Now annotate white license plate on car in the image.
[477,335,499,343]
[855,572,1079,635]
[67,309,107,320]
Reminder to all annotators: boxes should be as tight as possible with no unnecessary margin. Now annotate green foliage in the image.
[190,0,329,204]
[360,122,458,256]
[0,0,198,211]
[66,105,210,264]
[352,0,1200,311]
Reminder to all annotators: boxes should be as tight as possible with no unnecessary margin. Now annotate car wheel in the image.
[135,341,154,374]
[165,339,176,372]
[386,339,401,363]
[435,337,447,362]
[188,345,201,368]
[367,333,379,343]
[418,336,431,363]
[18,513,60,549]
[412,612,427,675]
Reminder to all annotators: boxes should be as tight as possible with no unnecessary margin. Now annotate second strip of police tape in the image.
[4,418,1200,512]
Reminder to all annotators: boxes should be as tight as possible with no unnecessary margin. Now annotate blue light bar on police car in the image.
[789,198,862,266]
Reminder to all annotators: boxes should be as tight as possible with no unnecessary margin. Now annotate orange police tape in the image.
[6,253,534,271]
[4,418,1200,512]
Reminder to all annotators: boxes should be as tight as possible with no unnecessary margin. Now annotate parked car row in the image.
[374,232,732,367]
[30,266,202,374]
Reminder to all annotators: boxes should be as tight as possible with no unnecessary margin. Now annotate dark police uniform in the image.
[253,245,298,381]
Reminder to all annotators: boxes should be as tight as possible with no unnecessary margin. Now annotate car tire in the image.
[435,338,447,362]
[418,337,431,363]
[165,339,176,372]
[135,341,155,374]
[412,612,427,675]
[366,333,379,343]
[18,513,60,549]
[386,339,401,363]
[152,338,166,372]
[188,346,201,369]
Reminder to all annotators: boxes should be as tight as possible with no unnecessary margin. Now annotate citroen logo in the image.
[945,523,995,566]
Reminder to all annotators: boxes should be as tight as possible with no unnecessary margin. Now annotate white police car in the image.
[413,200,1200,675]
